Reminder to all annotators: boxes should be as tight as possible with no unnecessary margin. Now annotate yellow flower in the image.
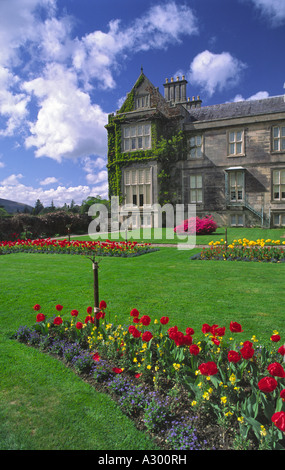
[173,363,181,371]
[133,357,137,363]
[154,319,158,324]
[203,391,210,400]
[191,401,197,406]
[238,417,244,424]
[229,373,236,384]
[147,365,151,370]
[221,396,227,405]
[260,425,267,437]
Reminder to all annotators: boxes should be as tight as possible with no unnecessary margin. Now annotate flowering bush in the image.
[174,215,217,235]
[14,302,285,450]
[0,238,156,257]
[199,238,285,262]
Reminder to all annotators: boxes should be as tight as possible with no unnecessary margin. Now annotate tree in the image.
[33,199,44,215]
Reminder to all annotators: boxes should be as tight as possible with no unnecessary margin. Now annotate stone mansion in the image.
[105,69,285,228]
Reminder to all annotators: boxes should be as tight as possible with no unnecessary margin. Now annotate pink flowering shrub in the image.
[174,215,217,235]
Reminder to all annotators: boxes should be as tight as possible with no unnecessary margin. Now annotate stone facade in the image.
[105,70,285,228]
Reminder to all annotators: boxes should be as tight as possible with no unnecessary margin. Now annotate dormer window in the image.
[135,95,150,109]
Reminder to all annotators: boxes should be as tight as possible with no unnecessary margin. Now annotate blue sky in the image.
[0,0,284,208]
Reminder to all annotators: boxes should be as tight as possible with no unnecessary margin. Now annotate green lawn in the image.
[71,226,285,246]
[1,246,284,449]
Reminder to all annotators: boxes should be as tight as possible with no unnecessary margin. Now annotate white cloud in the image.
[0,181,93,207]
[233,91,270,102]
[0,1,199,160]
[0,173,24,185]
[188,50,247,97]
[23,63,108,161]
[40,176,58,185]
[72,2,198,90]
[247,0,285,26]
[0,66,30,136]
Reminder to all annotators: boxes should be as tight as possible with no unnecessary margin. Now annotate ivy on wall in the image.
[105,73,186,205]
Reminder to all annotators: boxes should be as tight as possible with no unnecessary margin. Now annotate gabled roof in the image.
[187,95,285,122]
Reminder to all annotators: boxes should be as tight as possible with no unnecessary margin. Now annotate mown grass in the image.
[1,242,284,450]
[71,226,285,246]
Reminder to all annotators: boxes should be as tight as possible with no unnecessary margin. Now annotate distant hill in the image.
[0,198,33,214]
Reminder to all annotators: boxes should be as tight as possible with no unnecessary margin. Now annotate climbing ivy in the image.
[105,73,186,205]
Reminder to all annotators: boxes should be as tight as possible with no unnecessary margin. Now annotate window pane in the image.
[236,131,242,141]
[281,139,285,150]
[124,128,130,137]
[138,137,143,148]
[131,138,136,149]
[274,214,280,225]
[145,169,151,183]
[144,124,150,135]
[238,215,243,225]
[229,132,235,142]
[126,186,131,204]
[281,171,285,184]
[124,139,130,151]
[236,142,242,154]
[273,185,279,199]
[144,136,150,148]
[190,190,196,202]
[196,175,202,188]
[138,170,144,184]
[273,171,280,184]
[196,135,202,146]
[137,126,143,136]
[273,140,279,151]
[145,185,150,204]
[273,127,279,138]
[281,185,285,199]
[190,175,196,188]
[237,172,243,186]
[197,189,203,202]
[131,127,136,137]
[229,143,235,154]
[281,214,285,225]
[131,170,137,184]
[125,171,130,184]
[196,146,202,157]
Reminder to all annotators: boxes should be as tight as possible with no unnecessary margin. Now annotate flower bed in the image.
[197,238,285,262]
[14,302,285,450]
[0,238,157,257]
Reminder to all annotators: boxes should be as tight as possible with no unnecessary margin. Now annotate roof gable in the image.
[118,69,165,113]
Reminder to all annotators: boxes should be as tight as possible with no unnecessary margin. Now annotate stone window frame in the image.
[189,173,203,203]
[272,124,285,152]
[187,134,203,159]
[227,129,245,157]
[230,213,244,227]
[122,122,151,152]
[273,212,285,227]
[123,167,152,207]
[272,168,285,202]
[135,94,150,110]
